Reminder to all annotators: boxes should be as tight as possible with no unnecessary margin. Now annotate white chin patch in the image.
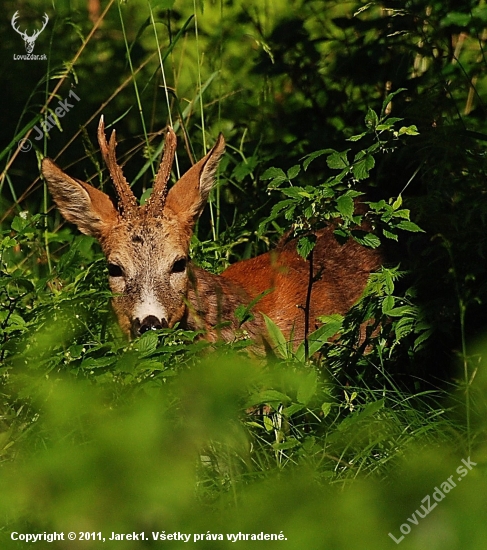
[133,292,167,324]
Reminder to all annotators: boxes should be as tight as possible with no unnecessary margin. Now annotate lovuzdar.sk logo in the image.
[11,10,48,61]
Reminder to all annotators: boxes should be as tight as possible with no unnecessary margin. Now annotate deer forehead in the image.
[103,216,189,269]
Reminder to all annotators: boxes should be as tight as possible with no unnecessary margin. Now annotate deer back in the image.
[221,228,381,342]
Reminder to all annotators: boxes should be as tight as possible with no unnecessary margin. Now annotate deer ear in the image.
[165,134,225,226]
[42,158,119,239]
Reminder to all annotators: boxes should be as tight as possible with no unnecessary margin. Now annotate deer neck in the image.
[184,264,264,342]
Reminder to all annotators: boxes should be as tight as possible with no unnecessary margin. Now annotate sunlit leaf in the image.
[297,235,316,259]
[337,194,354,218]
[297,370,317,405]
[327,150,350,170]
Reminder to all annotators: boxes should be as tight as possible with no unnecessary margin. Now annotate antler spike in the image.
[97,116,138,218]
[146,127,177,216]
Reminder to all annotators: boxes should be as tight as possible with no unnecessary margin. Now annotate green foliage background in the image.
[1,0,487,548]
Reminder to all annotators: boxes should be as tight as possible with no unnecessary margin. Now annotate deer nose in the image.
[137,315,168,335]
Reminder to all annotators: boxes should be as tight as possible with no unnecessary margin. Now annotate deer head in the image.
[11,11,49,54]
[42,117,225,337]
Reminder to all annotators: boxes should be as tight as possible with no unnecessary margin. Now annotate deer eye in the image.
[171,258,187,274]
[108,263,124,277]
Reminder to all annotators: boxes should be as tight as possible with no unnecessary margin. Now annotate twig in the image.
[304,248,314,362]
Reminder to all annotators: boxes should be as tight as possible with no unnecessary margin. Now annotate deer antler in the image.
[146,127,177,216]
[31,13,49,41]
[11,11,26,39]
[97,116,138,218]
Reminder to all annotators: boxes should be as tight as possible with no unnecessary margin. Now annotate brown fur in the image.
[41,120,381,344]
[222,230,381,342]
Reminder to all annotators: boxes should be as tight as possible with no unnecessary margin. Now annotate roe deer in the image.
[41,118,381,345]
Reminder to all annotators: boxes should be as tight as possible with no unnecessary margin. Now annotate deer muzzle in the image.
[132,315,169,336]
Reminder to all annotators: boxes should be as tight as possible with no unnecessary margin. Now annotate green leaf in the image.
[269,199,295,218]
[263,416,274,432]
[473,6,487,22]
[81,357,117,370]
[297,370,317,405]
[68,345,85,359]
[268,179,287,190]
[245,421,264,429]
[235,304,254,325]
[233,157,258,182]
[365,108,379,129]
[368,199,386,211]
[384,269,395,295]
[262,167,286,180]
[347,132,368,142]
[381,117,403,127]
[135,331,159,357]
[0,312,26,332]
[247,389,292,408]
[382,295,395,314]
[391,208,411,220]
[352,153,375,180]
[338,399,385,431]
[262,314,289,358]
[382,229,399,241]
[327,150,350,170]
[395,316,415,339]
[441,12,471,27]
[11,277,34,292]
[321,402,332,418]
[333,227,348,240]
[398,125,419,136]
[283,403,305,416]
[280,187,306,199]
[302,148,335,170]
[272,438,301,451]
[387,305,415,317]
[295,315,343,361]
[287,164,301,179]
[364,233,381,248]
[381,88,407,115]
[352,231,381,248]
[11,215,30,232]
[235,288,272,326]
[359,398,385,418]
[375,123,393,131]
[140,187,153,206]
[397,220,424,233]
[137,359,166,372]
[284,206,296,220]
[264,168,288,190]
[413,328,433,350]
[392,196,403,210]
[1,237,18,249]
[337,194,354,218]
[297,235,316,259]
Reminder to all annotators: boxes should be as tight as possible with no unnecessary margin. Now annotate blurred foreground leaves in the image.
[0,347,486,549]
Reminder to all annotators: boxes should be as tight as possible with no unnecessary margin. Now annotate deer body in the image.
[42,119,381,344]
[221,229,380,342]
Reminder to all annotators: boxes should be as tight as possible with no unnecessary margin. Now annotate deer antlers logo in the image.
[11,11,49,54]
